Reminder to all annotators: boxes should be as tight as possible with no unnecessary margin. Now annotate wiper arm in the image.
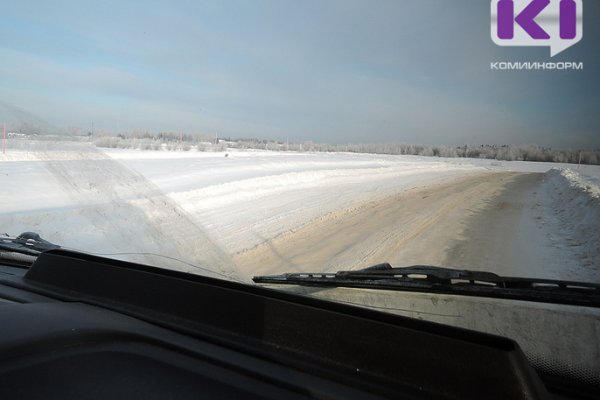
[253,263,600,308]
[0,232,61,266]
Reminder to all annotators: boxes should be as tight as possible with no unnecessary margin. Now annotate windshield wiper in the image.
[0,232,61,267]
[253,263,600,308]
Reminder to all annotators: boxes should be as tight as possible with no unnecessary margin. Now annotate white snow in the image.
[1,143,599,281]
[101,149,489,255]
[549,167,600,199]
[539,168,600,272]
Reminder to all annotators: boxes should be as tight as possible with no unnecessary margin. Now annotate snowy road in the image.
[1,140,598,283]
[233,171,587,281]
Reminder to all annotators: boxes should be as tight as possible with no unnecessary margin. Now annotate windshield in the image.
[1,0,599,380]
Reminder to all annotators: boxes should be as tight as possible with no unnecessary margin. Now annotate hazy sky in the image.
[0,1,598,148]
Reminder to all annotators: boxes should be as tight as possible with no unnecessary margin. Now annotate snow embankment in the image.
[543,168,600,269]
[549,168,600,199]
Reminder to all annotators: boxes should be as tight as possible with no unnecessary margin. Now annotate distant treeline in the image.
[91,132,599,165]
[93,131,225,152]
[303,143,600,165]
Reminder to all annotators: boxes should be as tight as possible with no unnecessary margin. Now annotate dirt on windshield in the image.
[234,172,593,282]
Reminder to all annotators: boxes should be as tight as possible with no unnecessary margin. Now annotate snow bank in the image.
[550,168,600,199]
[543,168,600,268]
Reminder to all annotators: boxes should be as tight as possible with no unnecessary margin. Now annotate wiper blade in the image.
[0,232,61,266]
[253,263,600,308]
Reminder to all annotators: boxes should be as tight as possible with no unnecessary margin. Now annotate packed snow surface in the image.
[1,141,599,282]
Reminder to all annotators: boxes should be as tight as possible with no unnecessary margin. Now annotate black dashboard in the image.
[0,249,550,399]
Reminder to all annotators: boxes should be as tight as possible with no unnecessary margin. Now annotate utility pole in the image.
[3,122,6,154]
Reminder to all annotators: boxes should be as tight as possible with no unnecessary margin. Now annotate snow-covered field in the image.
[1,141,599,282]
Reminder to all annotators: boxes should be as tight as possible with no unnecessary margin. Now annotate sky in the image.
[0,0,598,148]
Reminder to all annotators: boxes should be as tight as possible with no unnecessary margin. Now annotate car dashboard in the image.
[0,249,555,399]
